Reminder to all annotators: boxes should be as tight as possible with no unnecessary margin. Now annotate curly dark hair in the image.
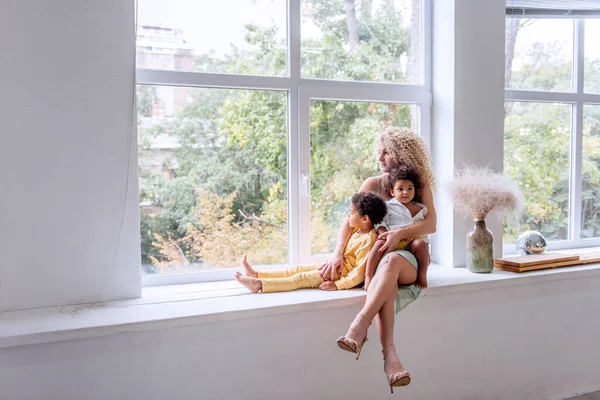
[351,192,387,225]
[384,164,424,199]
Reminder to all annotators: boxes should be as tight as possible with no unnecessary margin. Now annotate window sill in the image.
[2,255,600,349]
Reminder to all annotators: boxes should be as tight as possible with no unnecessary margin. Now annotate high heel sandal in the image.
[336,314,371,360]
[382,344,411,393]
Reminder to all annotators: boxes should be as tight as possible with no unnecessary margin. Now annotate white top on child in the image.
[375,198,429,243]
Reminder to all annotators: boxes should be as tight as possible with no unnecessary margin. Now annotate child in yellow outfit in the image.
[235,192,387,293]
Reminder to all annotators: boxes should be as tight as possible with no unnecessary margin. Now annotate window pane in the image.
[302,0,422,83]
[138,86,288,274]
[585,20,600,94]
[136,0,287,76]
[504,102,571,243]
[582,105,600,238]
[505,19,573,92]
[309,101,419,255]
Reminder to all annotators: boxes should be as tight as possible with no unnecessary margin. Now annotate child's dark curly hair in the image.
[351,192,387,226]
[384,164,424,198]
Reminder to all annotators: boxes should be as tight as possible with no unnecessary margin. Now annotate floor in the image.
[569,392,600,400]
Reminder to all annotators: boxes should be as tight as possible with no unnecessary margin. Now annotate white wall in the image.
[431,0,506,267]
[0,0,140,311]
[1,275,599,400]
[2,1,597,398]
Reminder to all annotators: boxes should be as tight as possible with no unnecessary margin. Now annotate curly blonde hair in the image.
[376,126,436,191]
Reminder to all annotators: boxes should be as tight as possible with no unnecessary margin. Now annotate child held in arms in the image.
[235,192,387,293]
[366,165,431,289]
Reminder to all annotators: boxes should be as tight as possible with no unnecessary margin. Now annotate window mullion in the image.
[574,19,585,95]
[569,20,585,240]
[297,88,311,264]
[288,0,301,83]
[421,0,432,148]
[571,102,584,241]
[288,92,300,267]
[136,69,292,91]
[423,0,432,92]
[287,0,310,265]
[299,81,428,104]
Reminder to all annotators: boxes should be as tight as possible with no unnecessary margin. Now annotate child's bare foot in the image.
[240,254,258,278]
[235,272,262,293]
[416,271,428,289]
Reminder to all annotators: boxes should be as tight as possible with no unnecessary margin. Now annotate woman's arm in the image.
[358,176,380,194]
[319,217,352,280]
[378,185,437,253]
[318,213,354,281]
[319,176,381,280]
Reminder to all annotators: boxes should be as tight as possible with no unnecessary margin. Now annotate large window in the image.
[504,5,600,253]
[137,0,431,284]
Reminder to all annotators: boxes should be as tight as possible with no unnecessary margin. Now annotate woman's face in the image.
[377,142,400,173]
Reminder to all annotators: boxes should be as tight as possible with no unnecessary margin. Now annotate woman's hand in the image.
[319,252,343,281]
[377,229,404,255]
[319,281,338,291]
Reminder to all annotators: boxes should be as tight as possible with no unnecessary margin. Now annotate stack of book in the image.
[494,252,600,273]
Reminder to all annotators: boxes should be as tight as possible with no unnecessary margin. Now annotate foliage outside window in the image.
[504,17,600,247]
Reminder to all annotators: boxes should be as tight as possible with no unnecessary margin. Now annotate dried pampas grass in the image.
[448,165,524,222]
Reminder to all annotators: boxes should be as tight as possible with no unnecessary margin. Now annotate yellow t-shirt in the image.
[334,228,378,290]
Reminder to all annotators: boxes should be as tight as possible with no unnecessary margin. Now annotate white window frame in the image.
[504,17,600,255]
[139,0,432,286]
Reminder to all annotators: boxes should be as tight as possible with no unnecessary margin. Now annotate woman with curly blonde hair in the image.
[319,126,437,392]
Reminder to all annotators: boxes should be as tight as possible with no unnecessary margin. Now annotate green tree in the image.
[138,0,428,269]
[137,86,156,118]
[504,19,600,242]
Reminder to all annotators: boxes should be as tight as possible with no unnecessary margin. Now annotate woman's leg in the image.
[364,254,416,320]
[342,254,416,343]
[365,240,386,281]
[374,291,396,348]
[375,295,409,377]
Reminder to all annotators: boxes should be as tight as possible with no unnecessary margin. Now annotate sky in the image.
[137,0,413,56]
[514,18,600,58]
[137,0,600,71]
[585,19,600,58]
[137,0,287,55]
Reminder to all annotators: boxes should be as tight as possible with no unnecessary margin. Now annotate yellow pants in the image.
[258,264,327,293]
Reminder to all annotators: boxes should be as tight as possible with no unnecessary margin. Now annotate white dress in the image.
[375,198,429,243]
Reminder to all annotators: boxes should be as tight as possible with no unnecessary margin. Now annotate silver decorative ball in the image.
[515,230,547,255]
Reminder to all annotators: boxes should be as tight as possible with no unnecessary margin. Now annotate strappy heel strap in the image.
[358,313,372,326]
[381,344,396,357]
[336,314,371,360]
